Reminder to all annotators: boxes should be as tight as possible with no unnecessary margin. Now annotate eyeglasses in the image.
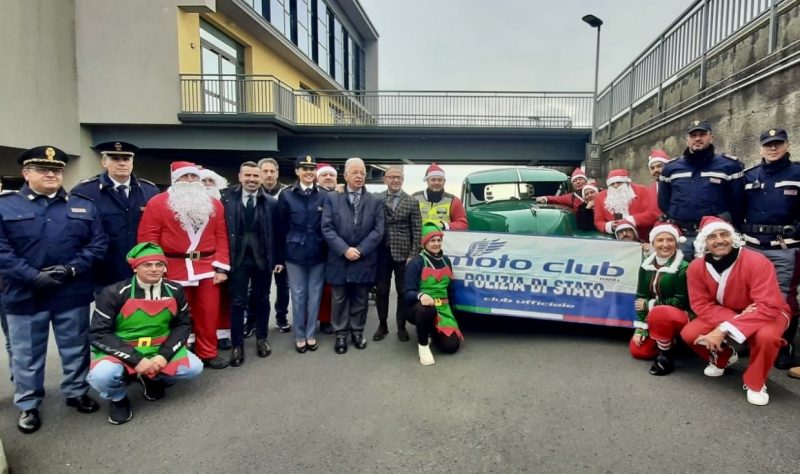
[29,167,63,175]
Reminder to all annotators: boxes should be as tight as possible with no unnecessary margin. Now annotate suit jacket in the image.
[220,185,279,269]
[322,189,385,285]
[377,190,422,261]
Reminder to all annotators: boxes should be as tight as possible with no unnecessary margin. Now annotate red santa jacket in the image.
[594,183,659,239]
[138,192,230,285]
[542,192,584,213]
[687,248,790,343]
[648,181,664,218]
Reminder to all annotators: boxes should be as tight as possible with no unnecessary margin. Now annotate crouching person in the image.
[88,243,203,424]
[403,223,463,366]
[681,217,790,406]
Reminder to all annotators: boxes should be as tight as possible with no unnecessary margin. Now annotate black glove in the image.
[32,270,65,290]
[41,265,75,283]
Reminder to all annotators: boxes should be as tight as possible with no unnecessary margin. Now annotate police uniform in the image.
[742,128,800,366]
[71,141,159,287]
[0,146,108,433]
[658,120,745,258]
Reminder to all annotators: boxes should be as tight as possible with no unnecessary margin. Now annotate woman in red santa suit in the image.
[594,169,659,240]
[681,216,790,405]
[138,162,231,369]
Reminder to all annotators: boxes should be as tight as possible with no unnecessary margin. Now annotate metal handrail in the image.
[596,0,785,129]
[179,75,593,128]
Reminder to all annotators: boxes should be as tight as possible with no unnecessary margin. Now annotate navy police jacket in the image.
[277,183,328,267]
[658,145,744,226]
[0,185,108,313]
[71,173,159,286]
[743,153,800,246]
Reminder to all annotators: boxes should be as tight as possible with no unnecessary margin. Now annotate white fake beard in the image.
[205,186,221,200]
[168,181,215,233]
[604,184,635,215]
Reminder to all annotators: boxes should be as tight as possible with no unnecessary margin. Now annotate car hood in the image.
[466,201,579,236]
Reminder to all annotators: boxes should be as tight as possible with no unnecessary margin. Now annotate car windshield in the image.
[468,181,564,206]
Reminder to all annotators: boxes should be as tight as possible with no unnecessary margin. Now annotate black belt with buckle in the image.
[667,219,699,234]
[164,251,214,260]
[741,224,795,235]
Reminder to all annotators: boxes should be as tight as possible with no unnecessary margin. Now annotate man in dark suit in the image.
[322,158,385,354]
[220,161,281,366]
[373,165,421,342]
[71,141,159,289]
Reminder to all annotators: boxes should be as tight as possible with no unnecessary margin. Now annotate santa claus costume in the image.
[138,162,231,367]
[540,167,588,212]
[681,216,790,405]
[594,168,659,240]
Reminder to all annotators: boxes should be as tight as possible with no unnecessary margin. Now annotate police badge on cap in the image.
[17,145,69,168]
[759,128,788,145]
[686,120,712,133]
[95,141,138,158]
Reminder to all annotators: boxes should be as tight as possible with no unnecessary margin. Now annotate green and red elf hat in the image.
[126,242,168,268]
[420,221,444,246]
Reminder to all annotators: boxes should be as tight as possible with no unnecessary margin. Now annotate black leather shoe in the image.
[139,375,165,401]
[256,339,272,358]
[66,394,100,413]
[307,340,319,351]
[243,324,255,339]
[335,336,348,354]
[108,397,133,425]
[277,322,292,333]
[296,343,308,354]
[230,346,245,367]
[352,334,368,350]
[217,338,232,350]
[649,351,675,376]
[775,344,795,370]
[18,409,41,434]
[202,356,229,369]
[320,322,334,334]
[372,324,389,341]
[397,327,410,342]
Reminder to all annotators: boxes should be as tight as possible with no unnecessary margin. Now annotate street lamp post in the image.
[582,14,603,144]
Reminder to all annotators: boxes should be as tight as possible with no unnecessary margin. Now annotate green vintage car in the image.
[461,167,601,237]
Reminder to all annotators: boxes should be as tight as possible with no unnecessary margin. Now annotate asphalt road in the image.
[1,297,800,473]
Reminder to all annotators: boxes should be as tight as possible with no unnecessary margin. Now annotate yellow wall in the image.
[177,11,201,75]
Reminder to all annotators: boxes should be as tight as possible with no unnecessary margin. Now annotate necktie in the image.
[245,194,255,225]
[117,185,129,205]
[305,188,312,196]
[246,194,254,209]
[351,191,360,224]
[391,194,400,211]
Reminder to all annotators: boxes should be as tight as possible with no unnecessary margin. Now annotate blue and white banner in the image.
[443,231,642,328]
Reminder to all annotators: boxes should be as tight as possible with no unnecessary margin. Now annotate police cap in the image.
[17,145,69,168]
[759,128,788,145]
[295,155,317,169]
[95,141,138,157]
[687,120,712,134]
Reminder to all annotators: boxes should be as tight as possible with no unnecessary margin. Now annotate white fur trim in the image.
[425,170,445,179]
[316,165,336,177]
[605,221,614,234]
[694,221,735,256]
[212,260,230,271]
[606,176,632,185]
[719,322,746,344]
[648,155,670,165]
[641,249,685,273]
[649,224,686,245]
[648,299,656,311]
[633,321,649,329]
[171,166,201,183]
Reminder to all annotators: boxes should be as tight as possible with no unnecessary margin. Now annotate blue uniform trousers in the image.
[7,306,91,411]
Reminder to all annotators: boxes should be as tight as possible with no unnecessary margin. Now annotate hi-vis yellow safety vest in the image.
[413,191,453,224]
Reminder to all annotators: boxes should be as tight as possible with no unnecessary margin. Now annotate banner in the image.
[443,231,642,328]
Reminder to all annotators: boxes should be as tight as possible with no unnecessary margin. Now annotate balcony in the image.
[179,74,593,130]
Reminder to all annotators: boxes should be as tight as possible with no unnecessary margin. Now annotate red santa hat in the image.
[693,216,738,256]
[649,222,686,245]
[316,163,336,178]
[424,162,445,180]
[614,219,638,240]
[606,169,632,186]
[581,180,599,198]
[171,161,201,183]
[648,149,670,166]
[571,168,587,182]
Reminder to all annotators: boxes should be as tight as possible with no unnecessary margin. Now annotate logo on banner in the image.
[466,239,506,257]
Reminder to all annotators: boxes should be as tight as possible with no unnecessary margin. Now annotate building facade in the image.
[0,0,379,188]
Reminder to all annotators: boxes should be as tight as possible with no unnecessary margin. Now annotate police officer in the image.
[0,146,108,433]
[658,120,745,258]
[71,141,159,288]
[741,128,800,370]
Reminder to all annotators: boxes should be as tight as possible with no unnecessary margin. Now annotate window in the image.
[269,0,291,37]
[200,20,244,113]
[294,0,312,58]
[332,17,344,83]
[313,0,329,73]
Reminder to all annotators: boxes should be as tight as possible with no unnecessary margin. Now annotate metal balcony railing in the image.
[596,0,787,129]
[180,74,593,129]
